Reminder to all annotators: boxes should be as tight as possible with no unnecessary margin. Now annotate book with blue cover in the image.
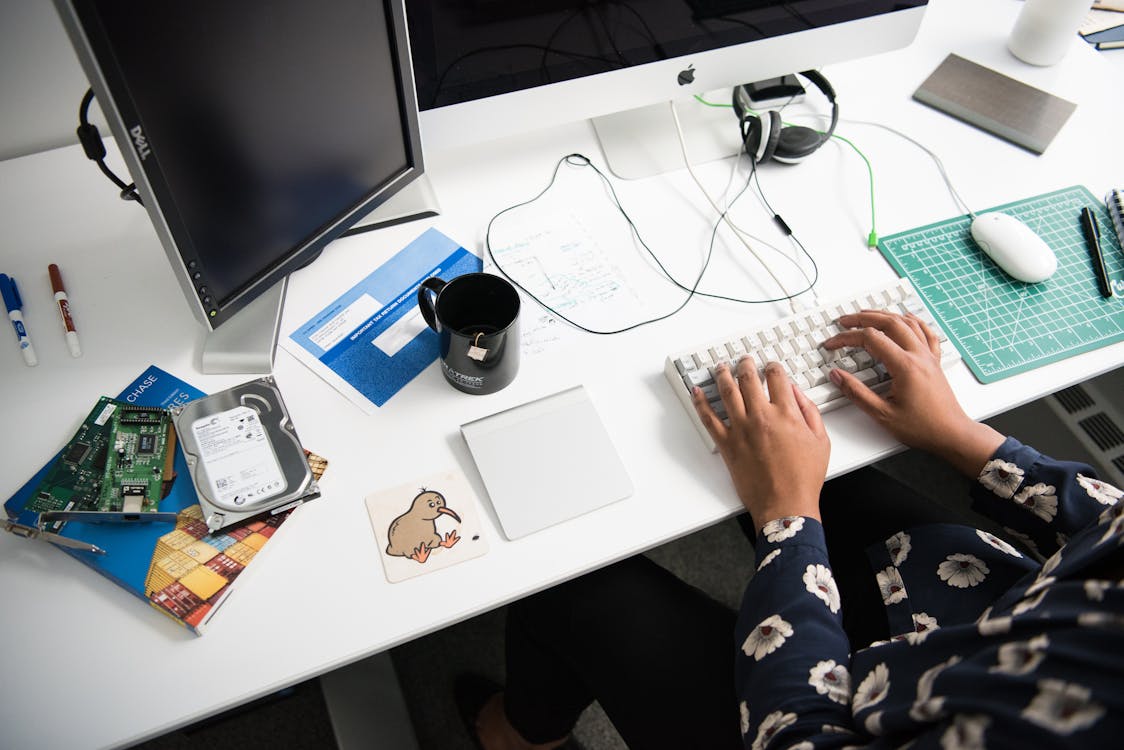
[3,366,322,634]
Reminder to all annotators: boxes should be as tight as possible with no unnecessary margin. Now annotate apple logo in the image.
[677,64,696,86]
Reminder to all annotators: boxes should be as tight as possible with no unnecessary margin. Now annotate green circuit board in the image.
[26,397,176,529]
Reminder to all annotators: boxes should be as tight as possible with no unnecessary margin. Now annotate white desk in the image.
[2,1,1122,748]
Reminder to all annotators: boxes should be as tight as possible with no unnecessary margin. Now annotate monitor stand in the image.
[199,174,442,375]
[591,94,746,180]
[200,278,287,375]
[344,174,441,237]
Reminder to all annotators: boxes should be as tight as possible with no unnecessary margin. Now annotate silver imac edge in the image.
[408,1,928,178]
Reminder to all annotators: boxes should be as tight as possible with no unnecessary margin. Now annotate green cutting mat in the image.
[879,185,1124,384]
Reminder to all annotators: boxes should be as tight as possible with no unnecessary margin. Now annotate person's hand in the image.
[693,358,830,532]
[821,310,1003,477]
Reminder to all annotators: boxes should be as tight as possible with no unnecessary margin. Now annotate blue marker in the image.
[0,274,38,367]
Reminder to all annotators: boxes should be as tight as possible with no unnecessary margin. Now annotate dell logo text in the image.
[130,125,151,160]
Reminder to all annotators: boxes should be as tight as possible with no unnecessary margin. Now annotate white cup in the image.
[1008,0,1091,66]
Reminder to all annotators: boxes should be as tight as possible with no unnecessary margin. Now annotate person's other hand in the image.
[821,310,1003,477]
[693,359,830,532]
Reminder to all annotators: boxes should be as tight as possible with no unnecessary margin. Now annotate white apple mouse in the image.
[969,212,1057,283]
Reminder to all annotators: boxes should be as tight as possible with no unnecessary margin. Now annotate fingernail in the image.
[829,368,843,386]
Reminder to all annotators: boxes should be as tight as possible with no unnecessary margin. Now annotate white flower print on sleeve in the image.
[911,655,961,722]
[1013,589,1048,616]
[752,710,797,750]
[1024,576,1056,597]
[739,701,750,737]
[741,615,793,661]
[937,554,990,588]
[940,714,990,750]
[762,516,804,542]
[876,566,907,605]
[1084,580,1111,601]
[1013,483,1058,523]
[1022,679,1105,734]
[1077,474,1122,506]
[976,529,1022,557]
[885,531,911,566]
[864,710,884,735]
[990,634,1049,675]
[977,606,1013,636]
[910,612,939,642]
[978,459,1024,498]
[756,549,781,572]
[808,660,851,705]
[1039,549,1062,578]
[1097,505,1124,546]
[803,564,841,613]
[1078,612,1124,628]
[853,663,891,713]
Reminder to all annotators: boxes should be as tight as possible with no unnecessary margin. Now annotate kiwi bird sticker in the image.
[386,488,462,563]
[366,469,489,582]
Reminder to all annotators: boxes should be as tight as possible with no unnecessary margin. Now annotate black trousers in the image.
[500,467,973,749]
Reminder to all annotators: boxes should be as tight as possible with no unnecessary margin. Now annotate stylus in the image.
[48,264,82,357]
[0,273,38,367]
[1080,207,1112,298]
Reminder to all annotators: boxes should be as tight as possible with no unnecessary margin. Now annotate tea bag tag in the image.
[467,332,488,362]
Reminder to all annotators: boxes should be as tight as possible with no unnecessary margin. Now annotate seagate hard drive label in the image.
[191,406,284,506]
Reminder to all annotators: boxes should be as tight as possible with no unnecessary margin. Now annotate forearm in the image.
[929,421,1005,478]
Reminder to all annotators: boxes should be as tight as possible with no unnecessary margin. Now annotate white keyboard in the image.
[664,278,961,452]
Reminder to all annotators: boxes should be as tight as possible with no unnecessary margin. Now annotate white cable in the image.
[669,100,801,312]
[816,115,976,220]
[721,153,818,297]
[844,118,975,217]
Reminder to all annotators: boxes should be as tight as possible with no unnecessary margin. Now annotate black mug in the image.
[417,273,521,395]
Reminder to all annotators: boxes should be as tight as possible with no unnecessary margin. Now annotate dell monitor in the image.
[53,0,426,372]
[406,0,929,177]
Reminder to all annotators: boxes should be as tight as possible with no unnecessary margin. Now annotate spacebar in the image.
[804,369,881,407]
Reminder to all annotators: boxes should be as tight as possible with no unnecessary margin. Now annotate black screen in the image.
[407,0,926,110]
[81,0,416,321]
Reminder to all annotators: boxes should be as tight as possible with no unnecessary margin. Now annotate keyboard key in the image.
[805,382,844,406]
[683,369,711,388]
[853,368,880,387]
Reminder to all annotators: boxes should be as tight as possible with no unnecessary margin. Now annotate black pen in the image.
[1081,207,1112,298]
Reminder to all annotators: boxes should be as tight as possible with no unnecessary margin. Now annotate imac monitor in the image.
[53,0,425,372]
[406,0,928,176]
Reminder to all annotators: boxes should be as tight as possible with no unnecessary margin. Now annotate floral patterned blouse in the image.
[736,437,1124,749]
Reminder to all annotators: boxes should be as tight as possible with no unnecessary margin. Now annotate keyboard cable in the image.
[669,100,807,314]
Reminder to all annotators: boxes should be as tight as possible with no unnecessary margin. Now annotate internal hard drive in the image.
[171,377,319,531]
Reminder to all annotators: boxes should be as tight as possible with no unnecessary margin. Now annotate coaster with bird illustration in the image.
[365,468,490,582]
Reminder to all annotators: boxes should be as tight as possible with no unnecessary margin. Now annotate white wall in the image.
[0,0,104,161]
